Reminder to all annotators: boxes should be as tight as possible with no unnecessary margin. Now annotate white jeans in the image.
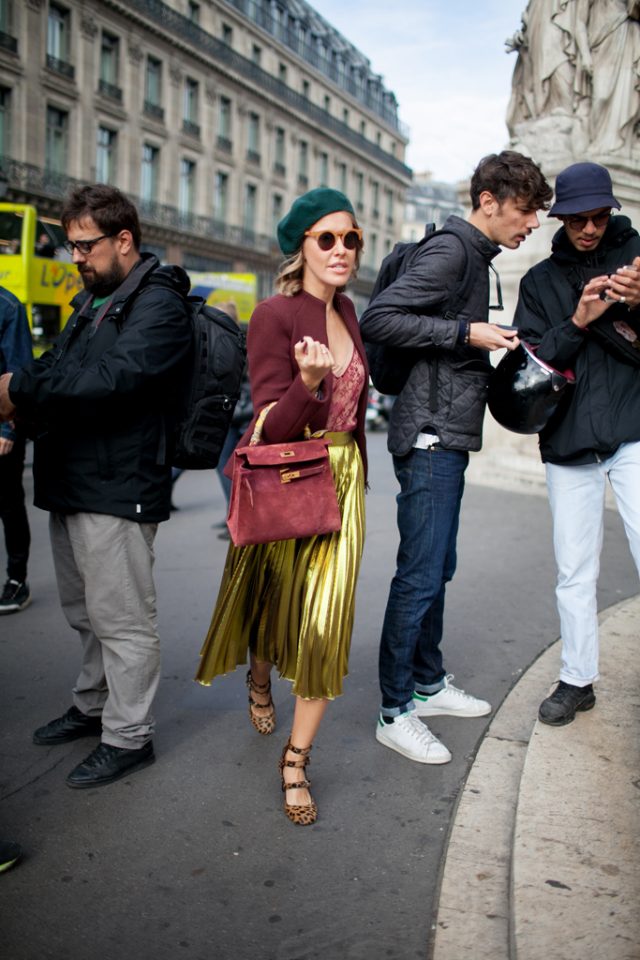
[49,512,160,748]
[546,442,640,685]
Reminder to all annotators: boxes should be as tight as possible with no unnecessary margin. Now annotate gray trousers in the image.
[49,512,160,749]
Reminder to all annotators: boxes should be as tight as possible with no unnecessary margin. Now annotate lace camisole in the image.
[325,345,366,432]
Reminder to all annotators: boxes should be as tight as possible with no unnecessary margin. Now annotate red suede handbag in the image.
[226,403,342,546]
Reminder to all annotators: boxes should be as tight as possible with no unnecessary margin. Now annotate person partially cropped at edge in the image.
[196,188,368,826]
[514,162,640,726]
[360,152,553,764]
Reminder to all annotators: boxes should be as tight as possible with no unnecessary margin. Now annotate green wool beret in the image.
[277,187,356,255]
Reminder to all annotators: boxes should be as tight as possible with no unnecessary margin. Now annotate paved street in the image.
[1,432,638,960]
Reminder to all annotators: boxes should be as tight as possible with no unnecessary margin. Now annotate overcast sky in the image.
[311,0,528,182]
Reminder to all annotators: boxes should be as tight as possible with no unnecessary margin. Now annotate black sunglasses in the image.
[63,234,114,256]
[304,228,363,251]
[564,211,611,231]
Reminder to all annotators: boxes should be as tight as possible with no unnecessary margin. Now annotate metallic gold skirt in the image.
[196,433,365,699]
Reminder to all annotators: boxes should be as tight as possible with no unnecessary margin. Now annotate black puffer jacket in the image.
[514,216,640,464]
[359,215,500,456]
[10,254,192,521]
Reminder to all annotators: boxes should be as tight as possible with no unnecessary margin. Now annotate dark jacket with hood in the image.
[514,215,640,464]
[359,215,500,456]
[9,254,192,521]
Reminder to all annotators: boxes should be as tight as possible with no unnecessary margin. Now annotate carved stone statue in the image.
[506,0,640,165]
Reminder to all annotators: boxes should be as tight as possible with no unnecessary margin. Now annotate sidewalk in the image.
[431,595,640,960]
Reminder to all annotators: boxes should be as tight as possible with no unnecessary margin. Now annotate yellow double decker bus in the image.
[0,202,82,352]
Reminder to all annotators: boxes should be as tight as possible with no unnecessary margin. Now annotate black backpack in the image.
[171,297,247,470]
[363,223,472,395]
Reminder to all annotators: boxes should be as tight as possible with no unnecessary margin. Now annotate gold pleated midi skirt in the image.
[196,433,365,699]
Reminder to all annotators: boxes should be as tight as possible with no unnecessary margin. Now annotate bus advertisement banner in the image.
[187,272,257,324]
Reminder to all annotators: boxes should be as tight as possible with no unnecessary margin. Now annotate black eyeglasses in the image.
[489,263,504,311]
[564,211,611,231]
[304,228,363,251]
[63,234,113,256]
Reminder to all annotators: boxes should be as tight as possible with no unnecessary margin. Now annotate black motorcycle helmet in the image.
[488,341,575,434]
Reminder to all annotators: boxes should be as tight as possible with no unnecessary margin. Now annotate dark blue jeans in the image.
[0,434,30,583]
[379,446,468,715]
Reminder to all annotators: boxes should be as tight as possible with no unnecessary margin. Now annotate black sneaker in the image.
[0,579,31,614]
[538,681,596,726]
[33,705,103,745]
[66,741,155,789]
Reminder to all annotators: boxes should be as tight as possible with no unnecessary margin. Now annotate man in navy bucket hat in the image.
[515,161,640,726]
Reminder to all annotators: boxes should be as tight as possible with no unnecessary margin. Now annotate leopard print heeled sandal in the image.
[279,741,318,826]
[246,670,276,735]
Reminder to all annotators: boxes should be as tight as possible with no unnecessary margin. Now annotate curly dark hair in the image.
[61,184,142,249]
[470,151,553,211]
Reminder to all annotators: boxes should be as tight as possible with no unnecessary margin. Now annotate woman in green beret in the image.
[196,188,369,825]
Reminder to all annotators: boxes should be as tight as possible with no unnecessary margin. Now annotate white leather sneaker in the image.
[413,674,491,718]
[375,712,451,764]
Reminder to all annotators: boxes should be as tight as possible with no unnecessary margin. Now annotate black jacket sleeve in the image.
[359,234,467,351]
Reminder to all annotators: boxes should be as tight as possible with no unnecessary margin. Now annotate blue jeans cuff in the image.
[380,701,416,719]
[415,679,445,696]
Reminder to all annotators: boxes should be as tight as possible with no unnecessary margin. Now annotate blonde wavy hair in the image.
[275,223,362,297]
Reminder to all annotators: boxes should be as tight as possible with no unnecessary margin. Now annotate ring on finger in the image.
[620,295,626,303]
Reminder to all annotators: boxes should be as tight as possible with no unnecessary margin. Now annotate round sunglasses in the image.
[304,228,363,251]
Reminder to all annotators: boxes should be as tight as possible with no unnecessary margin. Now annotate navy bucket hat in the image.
[549,162,621,216]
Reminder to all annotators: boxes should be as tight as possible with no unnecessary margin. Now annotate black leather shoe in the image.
[65,741,155,789]
[538,681,596,726]
[33,706,102,745]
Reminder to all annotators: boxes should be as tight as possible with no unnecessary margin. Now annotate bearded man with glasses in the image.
[0,184,192,787]
[515,161,640,727]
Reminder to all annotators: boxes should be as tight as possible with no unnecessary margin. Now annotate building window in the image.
[140,143,159,203]
[318,151,328,187]
[187,1,200,24]
[385,188,394,226]
[372,180,380,218]
[0,85,10,157]
[47,3,73,77]
[323,95,330,112]
[337,162,347,194]
[247,111,260,165]
[251,44,261,66]
[274,126,285,177]
[96,126,117,183]
[45,105,68,173]
[272,193,283,236]
[369,233,378,268]
[302,79,310,99]
[354,171,364,213]
[278,62,287,84]
[144,56,163,121]
[298,140,308,188]
[183,77,200,137]
[99,31,121,101]
[221,23,233,45]
[179,158,196,215]
[214,170,228,223]
[359,120,366,137]
[0,0,17,51]
[342,108,349,126]
[218,95,232,151]
[243,183,257,234]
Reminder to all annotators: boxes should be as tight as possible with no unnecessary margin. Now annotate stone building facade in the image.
[0,0,411,297]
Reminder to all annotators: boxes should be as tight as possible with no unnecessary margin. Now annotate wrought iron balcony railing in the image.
[98,79,123,103]
[46,54,75,80]
[0,30,18,54]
